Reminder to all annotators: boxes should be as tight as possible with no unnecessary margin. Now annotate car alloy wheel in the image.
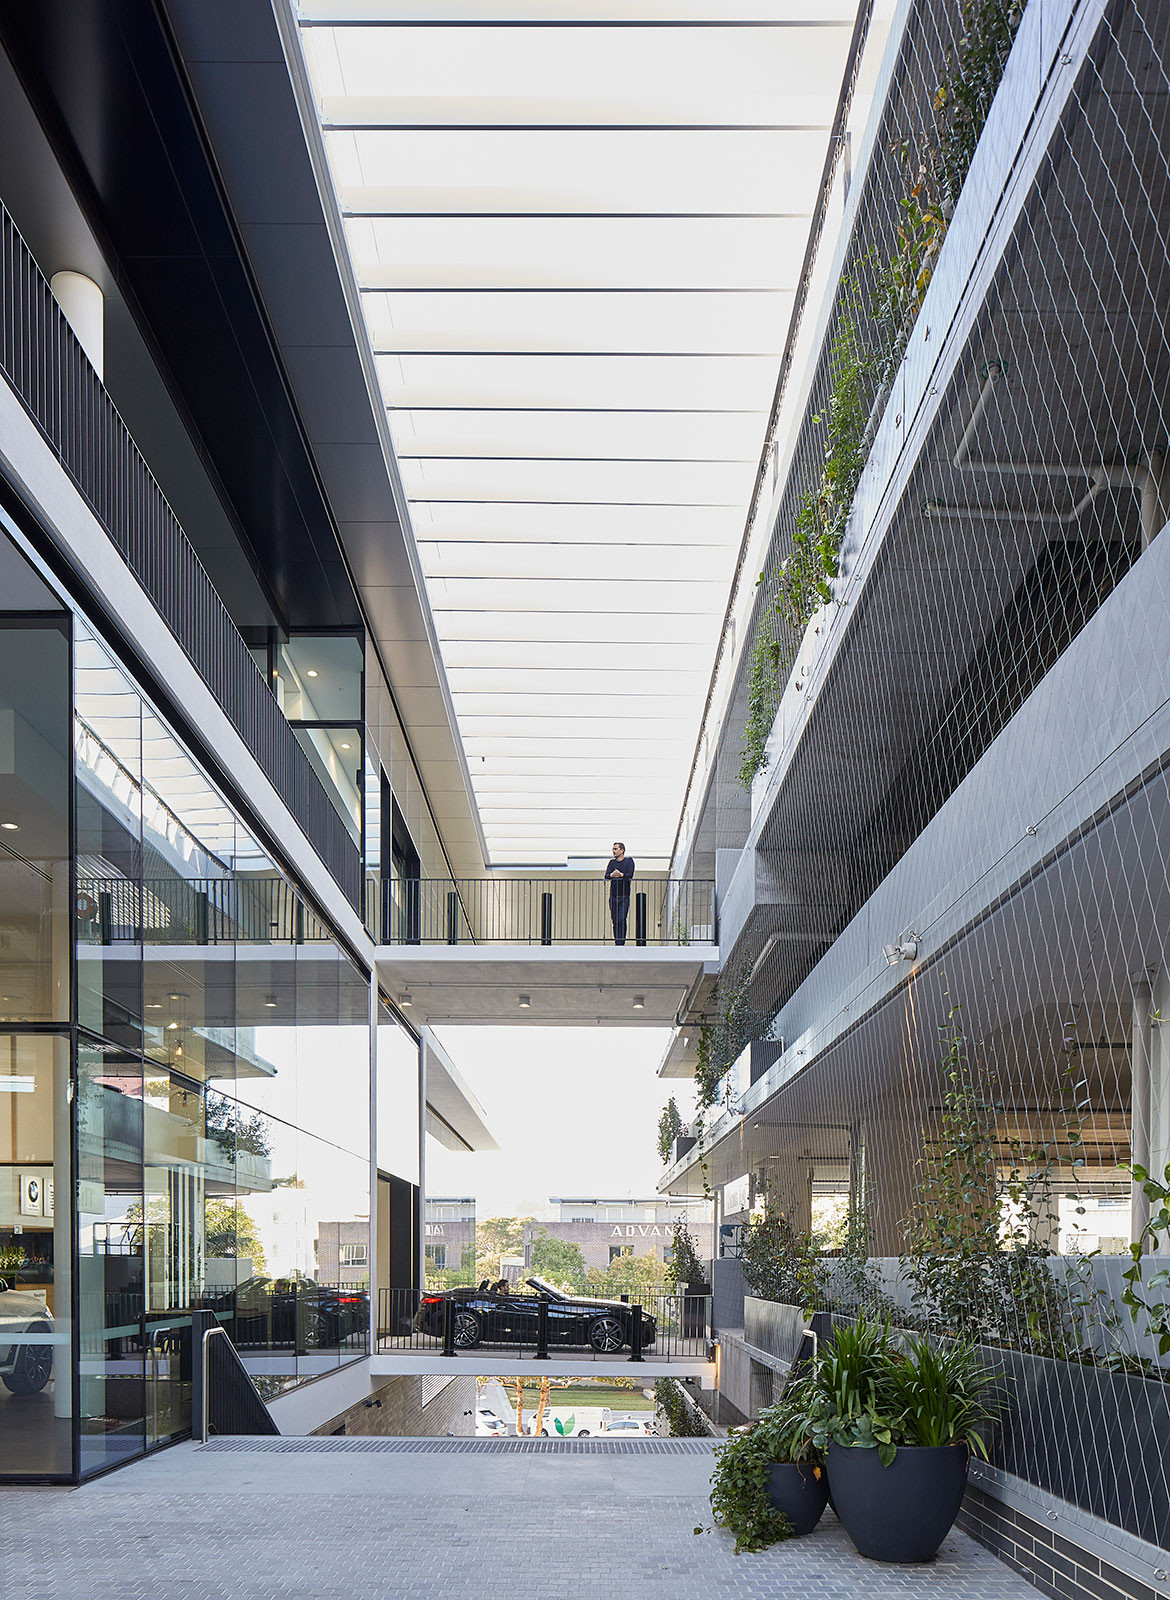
[588,1314,625,1353]
[453,1310,482,1349]
[3,1326,53,1395]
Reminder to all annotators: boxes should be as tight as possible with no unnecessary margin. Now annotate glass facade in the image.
[0,523,376,1481]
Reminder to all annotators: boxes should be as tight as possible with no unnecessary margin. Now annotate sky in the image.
[427,1026,696,1220]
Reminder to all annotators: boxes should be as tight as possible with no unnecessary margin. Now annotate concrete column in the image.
[49,272,104,380]
[869,1107,923,1256]
[418,1032,428,1290]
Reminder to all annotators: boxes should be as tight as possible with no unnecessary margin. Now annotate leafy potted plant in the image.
[704,1387,826,1552]
[810,1317,1004,1564]
[758,1383,829,1535]
[667,1217,711,1338]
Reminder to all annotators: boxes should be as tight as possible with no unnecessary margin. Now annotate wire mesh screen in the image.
[684,0,1170,1562]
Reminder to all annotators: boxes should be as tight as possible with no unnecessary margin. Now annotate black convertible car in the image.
[414,1275,656,1353]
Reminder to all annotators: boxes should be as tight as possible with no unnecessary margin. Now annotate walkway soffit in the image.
[376,944,718,1025]
[292,0,864,865]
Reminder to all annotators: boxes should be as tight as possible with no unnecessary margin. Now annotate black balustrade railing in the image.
[373,877,716,946]
[76,874,332,945]
[0,200,361,910]
[376,1286,711,1362]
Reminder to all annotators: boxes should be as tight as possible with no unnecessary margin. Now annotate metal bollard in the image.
[540,891,553,945]
[629,1304,644,1362]
[441,1296,456,1357]
[635,891,647,946]
[535,1297,550,1360]
[446,891,459,945]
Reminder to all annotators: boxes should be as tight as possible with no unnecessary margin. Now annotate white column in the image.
[52,1038,72,1421]
[1131,975,1154,1239]
[49,271,104,380]
[1148,967,1170,1201]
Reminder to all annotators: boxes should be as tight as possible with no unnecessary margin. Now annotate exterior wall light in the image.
[882,937,918,966]
[518,994,531,1008]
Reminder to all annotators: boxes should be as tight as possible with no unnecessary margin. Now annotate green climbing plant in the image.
[934,0,1026,211]
[737,0,1026,792]
[1120,1162,1170,1357]
[656,1097,684,1166]
[776,315,874,633]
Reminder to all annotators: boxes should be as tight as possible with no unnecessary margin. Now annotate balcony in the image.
[0,199,362,909]
[373,876,719,1026]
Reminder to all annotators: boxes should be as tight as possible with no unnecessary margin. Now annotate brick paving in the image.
[1,1437,1044,1599]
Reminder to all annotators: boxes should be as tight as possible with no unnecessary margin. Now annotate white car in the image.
[601,1415,653,1436]
[0,1281,53,1395]
[476,1407,509,1436]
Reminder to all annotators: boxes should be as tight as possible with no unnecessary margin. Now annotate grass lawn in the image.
[503,1382,656,1412]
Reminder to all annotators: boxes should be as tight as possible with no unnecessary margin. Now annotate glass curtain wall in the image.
[0,521,375,1481]
[73,619,373,1466]
[0,587,72,1477]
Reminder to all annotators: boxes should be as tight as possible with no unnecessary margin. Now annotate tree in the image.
[527,1230,587,1291]
[664,1217,706,1289]
[475,1216,531,1281]
[587,1251,669,1300]
[205,1200,268,1274]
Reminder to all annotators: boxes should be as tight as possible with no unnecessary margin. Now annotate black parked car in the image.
[209,1276,367,1351]
[413,1275,656,1353]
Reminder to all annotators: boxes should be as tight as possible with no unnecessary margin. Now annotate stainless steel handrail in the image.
[201,1325,230,1443]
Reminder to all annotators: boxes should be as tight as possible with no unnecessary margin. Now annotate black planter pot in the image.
[767,1460,829,1535]
[681,1282,711,1338]
[826,1442,969,1563]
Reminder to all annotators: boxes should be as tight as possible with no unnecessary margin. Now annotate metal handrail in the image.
[201,1325,230,1443]
[376,877,717,946]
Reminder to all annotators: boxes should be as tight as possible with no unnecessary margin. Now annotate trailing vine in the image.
[656,1097,684,1166]
[737,0,1025,790]
[737,626,787,789]
[777,314,874,633]
[935,0,1026,210]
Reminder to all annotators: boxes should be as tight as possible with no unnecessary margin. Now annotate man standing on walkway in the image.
[605,841,634,945]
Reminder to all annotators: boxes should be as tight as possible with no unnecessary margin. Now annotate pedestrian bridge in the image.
[372,873,718,1026]
[371,1287,717,1386]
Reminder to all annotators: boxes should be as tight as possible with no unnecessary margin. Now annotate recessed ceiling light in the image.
[306,669,318,678]
[168,992,183,1001]
[264,995,278,1008]
[633,996,645,1010]
[167,1021,179,1031]
[398,991,413,1008]
[518,995,531,1009]
[340,742,352,750]
[0,821,19,831]
[147,1003,163,1010]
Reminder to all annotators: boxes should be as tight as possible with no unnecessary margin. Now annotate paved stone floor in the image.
[2,1437,1045,1599]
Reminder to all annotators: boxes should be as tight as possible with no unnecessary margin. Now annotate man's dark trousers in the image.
[610,891,630,945]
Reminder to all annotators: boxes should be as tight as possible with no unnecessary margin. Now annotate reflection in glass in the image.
[378,1004,420,1185]
[0,619,71,1025]
[0,1035,71,1476]
[77,1040,144,1476]
[76,627,143,1049]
